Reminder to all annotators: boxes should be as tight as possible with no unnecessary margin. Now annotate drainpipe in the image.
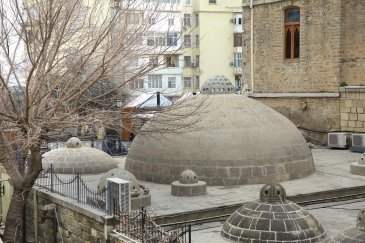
[34,191,38,243]
[250,0,254,92]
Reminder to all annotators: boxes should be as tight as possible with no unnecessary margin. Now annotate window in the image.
[184,56,191,67]
[149,56,159,67]
[284,7,300,59]
[234,33,242,47]
[195,35,199,47]
[168,18,174,26]
[195,55,200,67]
[183,14,191,27]
[233,53,242,68]
[167,32,178,46]
[130,79,144,89]
[149,18,156,24]
[155,34,166,46]
[195,76,200,89]
[184,77,192,87]
[195,13,199,27]
[184,35,191,47]
[148,75,162,88]
[166,55,178,67]
[235,75,241,90]
[168,77,176,88]
[147,37,154,46]
[209,0,216,3]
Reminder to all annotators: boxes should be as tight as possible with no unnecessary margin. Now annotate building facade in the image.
[242,0,365,142]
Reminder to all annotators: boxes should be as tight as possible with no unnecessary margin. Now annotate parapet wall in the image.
[340,87,365,132]
[25,188,122,243]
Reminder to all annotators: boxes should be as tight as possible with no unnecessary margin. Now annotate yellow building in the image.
[180,0,242,92]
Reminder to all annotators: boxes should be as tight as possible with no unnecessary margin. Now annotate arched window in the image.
[284,7,300,59]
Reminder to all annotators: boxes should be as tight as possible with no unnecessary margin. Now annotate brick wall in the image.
[251,96,340,143]
[341,0,365,86]
[242,0,342,93]
[340,87,365,132]
[25,188,124,243]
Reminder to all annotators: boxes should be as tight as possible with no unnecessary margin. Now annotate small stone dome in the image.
[221,183,326,242]
[323,209,365,242]
[66,137,82,148]
[42,137,117,174]
[98,168,141,195]
[97,168,151,209]
[201,75,236,94]
[179,170,198,184]
[260,184,286,203]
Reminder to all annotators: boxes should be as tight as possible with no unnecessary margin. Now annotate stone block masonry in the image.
[340,87,365,132]
[25,188,125,243]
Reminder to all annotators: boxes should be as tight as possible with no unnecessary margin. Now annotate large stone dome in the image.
[221,184,326,242]
[42,137,117,174]
[126,81,314,186]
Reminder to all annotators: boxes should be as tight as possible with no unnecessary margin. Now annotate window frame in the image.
[283,6,300,61]
[168,77,177,88]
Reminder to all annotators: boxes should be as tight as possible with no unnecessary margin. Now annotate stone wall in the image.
[250,95,340,143]
[340,87,365,132]
[242,0,342,93]
[25,188,123,243]
[341,1,365,86]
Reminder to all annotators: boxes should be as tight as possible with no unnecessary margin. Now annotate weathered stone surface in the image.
[221,184,326,242]
[126,94,315,186]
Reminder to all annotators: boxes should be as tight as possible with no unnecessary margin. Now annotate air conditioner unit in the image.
[328,132,348,148]
[352,134,365,147]
[106,178,131,215]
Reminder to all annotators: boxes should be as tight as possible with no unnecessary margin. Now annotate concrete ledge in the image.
[243,0,284,7]
[171,181,207,196]
[248,92,340,98]
[340,86,365,92]
[350,162,365,175]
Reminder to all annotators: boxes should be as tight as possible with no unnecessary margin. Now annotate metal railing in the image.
[114,207,191,243]
[35,165,109,213]
[45,137,131,156]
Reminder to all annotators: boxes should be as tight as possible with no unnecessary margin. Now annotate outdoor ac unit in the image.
[106,178,131,214]
[352,134,365,147]
[328,132,347,148]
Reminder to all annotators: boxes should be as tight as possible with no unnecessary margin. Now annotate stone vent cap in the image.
[179,170,198,184]
[259,183,287,203]
[66,137,82,148]
[358,209,365,231]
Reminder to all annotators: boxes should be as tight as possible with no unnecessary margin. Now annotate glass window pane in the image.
[286,8,300,23]
[286,29,291,58]
[294,28,300,58]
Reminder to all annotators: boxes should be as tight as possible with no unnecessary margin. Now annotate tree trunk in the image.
[2,188,28,243]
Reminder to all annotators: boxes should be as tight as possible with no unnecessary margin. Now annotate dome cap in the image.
[66,137,82,148]
[259,183,287,203]
[179,170,198,184]
[201,75,235,94]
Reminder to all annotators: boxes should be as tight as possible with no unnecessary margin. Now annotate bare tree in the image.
[0,0,204,241]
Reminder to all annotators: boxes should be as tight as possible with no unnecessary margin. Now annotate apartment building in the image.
[180,0,243,92]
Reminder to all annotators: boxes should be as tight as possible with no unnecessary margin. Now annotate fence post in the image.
[50,164,54,192]
[189,224,191,243]
[141,207,145,230]
[77,174,80,203]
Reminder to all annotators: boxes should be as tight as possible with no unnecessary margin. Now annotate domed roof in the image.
[322,209,365,242]
[97,168,141,195]
[42,137,117,174]
[179,170,199,184]
[221,184,326,242]
[201,75,236,94]
[125,94,314,186]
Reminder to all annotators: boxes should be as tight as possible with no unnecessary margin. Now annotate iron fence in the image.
[45,137,131,156]
[114,207,191,243]
[35,165,109,213]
